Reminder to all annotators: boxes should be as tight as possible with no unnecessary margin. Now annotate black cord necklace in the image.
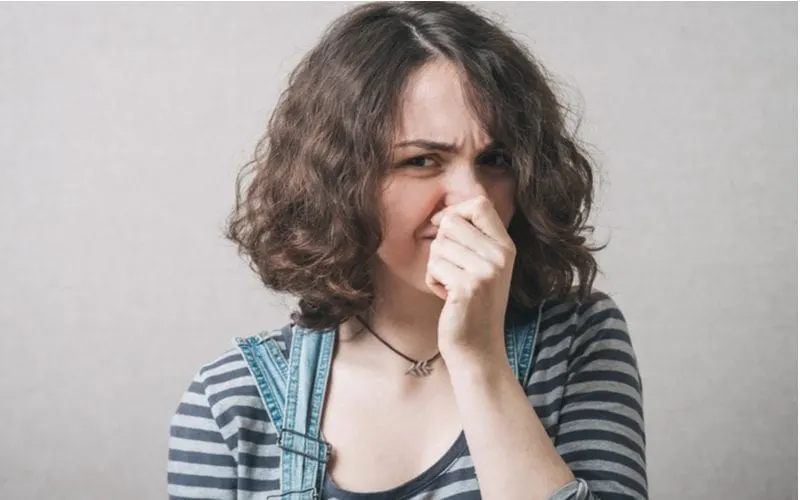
[354,315,441,377]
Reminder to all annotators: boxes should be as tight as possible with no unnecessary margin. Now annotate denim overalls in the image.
[234,302,544,499]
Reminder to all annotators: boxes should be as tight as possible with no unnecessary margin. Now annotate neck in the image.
[341,268,444,364]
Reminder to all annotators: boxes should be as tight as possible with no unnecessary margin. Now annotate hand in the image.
[425,196,517,363]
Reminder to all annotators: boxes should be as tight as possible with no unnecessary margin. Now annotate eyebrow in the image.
[394,139,503,154]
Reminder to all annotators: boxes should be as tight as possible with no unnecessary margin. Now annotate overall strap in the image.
[504,301,545,387]
[234,328,291,432]
[280,324,336,499]
[234,323,335,499]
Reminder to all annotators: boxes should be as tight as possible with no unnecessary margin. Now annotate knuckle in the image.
[441,213,456,229]
[475,268,494,285]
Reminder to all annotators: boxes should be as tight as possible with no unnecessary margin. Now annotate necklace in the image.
[354,315,441,377]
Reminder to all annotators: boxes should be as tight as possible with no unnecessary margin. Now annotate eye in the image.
[479,150,512,169]
[402,155,438,168]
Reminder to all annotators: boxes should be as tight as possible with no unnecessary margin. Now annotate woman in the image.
[168,2,647,499]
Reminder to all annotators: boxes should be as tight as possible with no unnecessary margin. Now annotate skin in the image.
[321,58,513,491]
[320,59,574,497]
[369,59,518,357]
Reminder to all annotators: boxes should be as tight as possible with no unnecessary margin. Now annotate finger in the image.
[431,234,495,277]
[435,213,508,267]
[431,196,511,245]
[426,255,465,296]
[424,271,448,301]
[424,256,450,300]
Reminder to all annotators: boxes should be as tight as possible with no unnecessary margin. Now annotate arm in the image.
[167,370,238,500]
[446,293,647,500]
[549,295,647,499]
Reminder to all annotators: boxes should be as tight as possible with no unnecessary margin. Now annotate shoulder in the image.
[524,289,643,422]
[197,322,295,381]
[188,322,296,429]
[528,288,639,386]
[537,288,631,352]
[538,290,643,409]
[540,288,626,330]
[169,324,295,495]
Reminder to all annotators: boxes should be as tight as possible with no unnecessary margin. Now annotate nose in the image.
[442,162,489,206]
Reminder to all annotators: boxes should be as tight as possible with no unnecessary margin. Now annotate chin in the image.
[374,244,441,297]
[382,265,439,297]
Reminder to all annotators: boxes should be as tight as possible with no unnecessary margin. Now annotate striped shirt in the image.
[168,290,647,499]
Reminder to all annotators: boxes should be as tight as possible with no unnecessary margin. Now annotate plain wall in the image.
[0,2,796,499]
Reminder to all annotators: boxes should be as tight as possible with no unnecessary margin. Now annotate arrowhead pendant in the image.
[406,360,435,377]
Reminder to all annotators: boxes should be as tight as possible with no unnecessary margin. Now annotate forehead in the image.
[393,60,492,147]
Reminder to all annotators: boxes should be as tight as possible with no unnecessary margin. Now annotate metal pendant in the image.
[406,360,435,377]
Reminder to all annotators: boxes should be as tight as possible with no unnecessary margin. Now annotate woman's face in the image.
[374,60,517,296]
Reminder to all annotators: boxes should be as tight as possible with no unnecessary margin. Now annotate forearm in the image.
[445,348,575,500]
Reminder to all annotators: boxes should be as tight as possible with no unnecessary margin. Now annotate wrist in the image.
[440,340,509,382]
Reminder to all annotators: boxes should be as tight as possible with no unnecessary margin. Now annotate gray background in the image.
[0,2,796,499]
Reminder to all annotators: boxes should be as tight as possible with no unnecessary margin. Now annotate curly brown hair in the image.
[225,1,605,331]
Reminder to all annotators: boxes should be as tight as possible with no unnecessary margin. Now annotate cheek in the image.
[378,207,425,251]
[379,182,435,237]
[375,225,429,276]
[376,183,435,261]
[487,180,517,227]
